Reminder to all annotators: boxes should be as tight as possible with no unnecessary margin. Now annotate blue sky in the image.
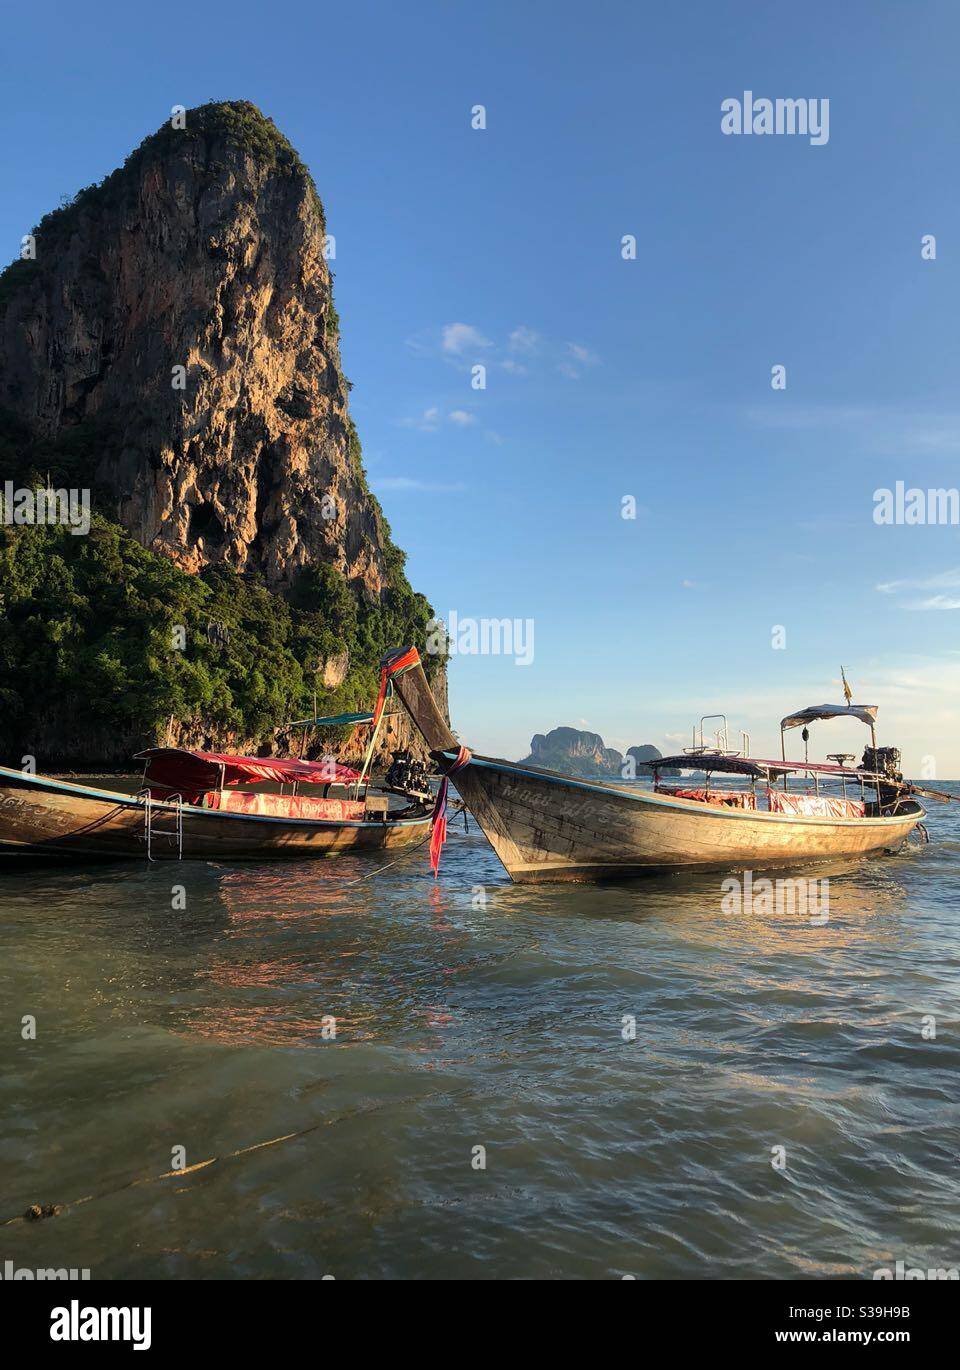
[3,2,959,772]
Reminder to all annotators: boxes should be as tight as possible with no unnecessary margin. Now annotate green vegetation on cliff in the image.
[0,515,437,763]
[0,407,431,762]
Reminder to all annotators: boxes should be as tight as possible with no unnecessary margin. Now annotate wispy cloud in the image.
[398,405,478,433]
[567,342,599,366]
[558,340,600,380]
[908,595,960,611]
[409,323,600,385]
[876,568,960,610]
[399,406,442,432]
[441,322,491,355]
[877,569,960,594]
[508,325,540,354]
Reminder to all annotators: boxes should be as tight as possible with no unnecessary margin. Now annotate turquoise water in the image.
[1,784,958,1279]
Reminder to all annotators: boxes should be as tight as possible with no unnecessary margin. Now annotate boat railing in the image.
[682,716,748,758]
[140,789,184,861]
[693,714,727,752]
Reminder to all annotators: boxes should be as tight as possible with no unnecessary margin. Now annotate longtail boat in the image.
[0,747,432,862]
[382,646,928,883]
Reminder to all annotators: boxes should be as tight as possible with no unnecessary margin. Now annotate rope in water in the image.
[339,830,434,887]
[339,800,467,888]
[1,1086,469,1229]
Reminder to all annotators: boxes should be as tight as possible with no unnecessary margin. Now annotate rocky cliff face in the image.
[0,101,385,596]
[0,102,442,769]
[523,727,625,777]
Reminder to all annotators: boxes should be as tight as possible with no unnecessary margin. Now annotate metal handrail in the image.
[140,789,184,861]
[682,715,745,757]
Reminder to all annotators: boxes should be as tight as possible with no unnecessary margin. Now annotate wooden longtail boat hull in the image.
[384,651,924,883]
[0,767,431,862]
[427,753,922,881]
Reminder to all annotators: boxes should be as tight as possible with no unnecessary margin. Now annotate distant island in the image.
[520,727,679,778]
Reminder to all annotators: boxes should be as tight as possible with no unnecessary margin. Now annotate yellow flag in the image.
[840,666,853,706]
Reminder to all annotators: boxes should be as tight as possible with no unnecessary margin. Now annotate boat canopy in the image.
[645,753,874,779]
[135,748,361,792]
[780,704,878,730]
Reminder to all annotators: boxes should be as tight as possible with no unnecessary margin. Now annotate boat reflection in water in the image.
[175,861,472,1051]
[166,834,919,1056]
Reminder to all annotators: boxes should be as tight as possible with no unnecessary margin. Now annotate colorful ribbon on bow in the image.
[429,745,472,877]
[374,647,420,727]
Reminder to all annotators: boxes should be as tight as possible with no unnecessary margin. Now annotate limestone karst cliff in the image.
[520,728,674,778]
[523,727,624,777]
[0,101,441,767]
[1,100,387,592]
[517,734,673,778]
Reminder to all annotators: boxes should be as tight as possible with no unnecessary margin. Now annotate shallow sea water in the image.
[1,781,958,1279]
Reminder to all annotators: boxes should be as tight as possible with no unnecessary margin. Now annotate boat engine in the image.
[861,746,903,783]
[861,745,905,810]
[384,749,434,803]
